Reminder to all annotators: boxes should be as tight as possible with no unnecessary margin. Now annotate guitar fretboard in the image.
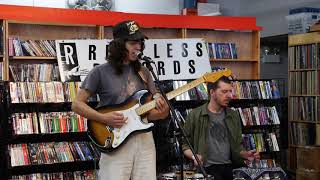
[135,77,205,116]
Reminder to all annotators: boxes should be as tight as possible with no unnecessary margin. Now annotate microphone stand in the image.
[143,61,209,179]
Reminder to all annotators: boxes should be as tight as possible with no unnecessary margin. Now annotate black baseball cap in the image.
[113,20,147,41]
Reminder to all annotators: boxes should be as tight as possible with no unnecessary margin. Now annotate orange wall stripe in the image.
[0,4,262,31]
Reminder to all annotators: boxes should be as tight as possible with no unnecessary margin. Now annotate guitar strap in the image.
[138,70,160,98]
[138,70,149,89]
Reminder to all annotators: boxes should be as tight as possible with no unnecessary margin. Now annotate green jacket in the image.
[182,102,245,167]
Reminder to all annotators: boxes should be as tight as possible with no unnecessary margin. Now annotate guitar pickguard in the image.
[110,104,154,148]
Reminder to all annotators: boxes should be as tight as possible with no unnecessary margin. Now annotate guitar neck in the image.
[136,77,205,116]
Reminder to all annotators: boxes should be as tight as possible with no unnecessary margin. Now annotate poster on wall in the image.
[143,38,211,80]
[56,39,110,82]
[56,38,210,82]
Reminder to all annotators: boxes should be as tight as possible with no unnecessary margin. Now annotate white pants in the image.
[98,132,156,180]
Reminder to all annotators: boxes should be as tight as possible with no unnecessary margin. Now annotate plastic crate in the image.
[286,12,320,34]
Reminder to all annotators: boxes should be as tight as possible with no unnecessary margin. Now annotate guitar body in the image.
[88,90,154,152]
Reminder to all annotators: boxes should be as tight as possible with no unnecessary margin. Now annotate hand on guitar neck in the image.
[147,94,169,120]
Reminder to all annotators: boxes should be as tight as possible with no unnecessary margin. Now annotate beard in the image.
[217,98,230,107]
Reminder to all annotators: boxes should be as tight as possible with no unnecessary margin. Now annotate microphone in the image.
[135,52,155,64]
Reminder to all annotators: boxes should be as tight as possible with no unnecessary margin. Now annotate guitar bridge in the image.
[105,136,112,147]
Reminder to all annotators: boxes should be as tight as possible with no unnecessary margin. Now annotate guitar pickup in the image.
[106,126,114,132]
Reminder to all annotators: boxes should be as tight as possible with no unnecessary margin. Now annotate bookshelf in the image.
[288,31,320,175]
[0,4,262,178]
[2,81,100,178]
[229,79,285,168]
[0,8,102,178]
[0,82,6,180]
[186,30,260,79]
[4,20,101,82]
[0,4,262,81]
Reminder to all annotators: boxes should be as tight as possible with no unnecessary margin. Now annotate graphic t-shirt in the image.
[81,62,156,107]
[205,110,232,166]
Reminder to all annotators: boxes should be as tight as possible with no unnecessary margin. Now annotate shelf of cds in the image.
[288,31,320,173]
[230,79,285,168]
[0,81,6,179]
[0,80,100,178]
[3,82,100,177]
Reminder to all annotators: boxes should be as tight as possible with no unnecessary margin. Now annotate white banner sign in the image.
[56,39,110,82]
[143,38,211,80]
[56,38,210,82]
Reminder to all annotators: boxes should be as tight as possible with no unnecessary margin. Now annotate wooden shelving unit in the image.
[184,29,260,79]
[0,4,262,81]
[210,58,258,62]
[11,56,56,60]
[0,20,4,80]
[288,31,320,174]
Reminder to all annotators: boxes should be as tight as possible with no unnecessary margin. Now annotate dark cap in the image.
[113,20,147,41]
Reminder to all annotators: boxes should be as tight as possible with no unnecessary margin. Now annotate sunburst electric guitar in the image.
[88,69,232,152]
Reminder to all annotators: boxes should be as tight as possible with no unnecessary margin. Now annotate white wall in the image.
[240,0,320,16]
[255,9,289,37]
[34,0,66,8]
[0,0,66,8]
[0,0,182,14]
[240,0,320,37]
[114,0,181,14]
[208,0,240,16]
[211,0,320,37]
[0,0,34,6]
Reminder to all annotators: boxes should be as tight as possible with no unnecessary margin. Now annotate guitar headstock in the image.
[203,68,232,83]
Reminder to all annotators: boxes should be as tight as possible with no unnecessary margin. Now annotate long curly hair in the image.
[107,38,143,75]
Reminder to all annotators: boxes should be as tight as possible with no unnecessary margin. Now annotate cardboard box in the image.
[286,12,320,34]
[310,22,320,32]
[197,3,220,16]
[181,8,197,16]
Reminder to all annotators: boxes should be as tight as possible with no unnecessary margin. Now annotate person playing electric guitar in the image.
[72,20,169,180]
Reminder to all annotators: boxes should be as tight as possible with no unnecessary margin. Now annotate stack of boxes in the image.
[181,0,220,16]
[286,7,320,34]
